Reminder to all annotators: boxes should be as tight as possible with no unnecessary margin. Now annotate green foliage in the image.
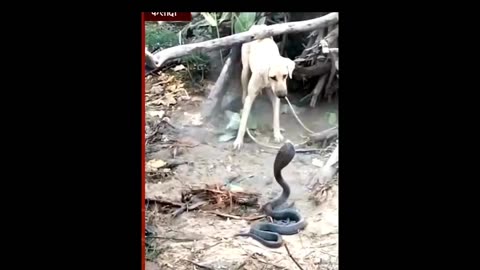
[181,52,209,70]
[186,12,268,36]
[233,12,257,33]
[145,23,178,51]
[145,23,209,73]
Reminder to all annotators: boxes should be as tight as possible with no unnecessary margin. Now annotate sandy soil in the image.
[145,76,338,270]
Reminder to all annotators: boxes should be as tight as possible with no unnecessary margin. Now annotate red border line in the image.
[141,12,146,270]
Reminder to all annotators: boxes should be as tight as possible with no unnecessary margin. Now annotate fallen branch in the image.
[150,12,338,70]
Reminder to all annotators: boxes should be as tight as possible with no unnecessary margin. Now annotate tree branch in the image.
[150,12,339,71]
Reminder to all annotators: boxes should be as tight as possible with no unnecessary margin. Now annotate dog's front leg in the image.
[267,89,284,143]
[233,84,259,150]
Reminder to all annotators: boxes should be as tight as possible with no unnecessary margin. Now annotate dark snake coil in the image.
[235,142,307,248]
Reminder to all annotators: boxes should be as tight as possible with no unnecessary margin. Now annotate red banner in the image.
[144,12,192,22]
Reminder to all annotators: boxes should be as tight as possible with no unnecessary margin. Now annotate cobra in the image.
[235,141,307,248]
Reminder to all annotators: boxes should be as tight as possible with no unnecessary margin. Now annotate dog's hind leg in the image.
[240,44,251,104]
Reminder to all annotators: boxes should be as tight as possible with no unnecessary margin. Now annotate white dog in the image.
[233,25,296,150]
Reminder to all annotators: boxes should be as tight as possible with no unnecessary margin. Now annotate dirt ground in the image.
[145,73,338,270]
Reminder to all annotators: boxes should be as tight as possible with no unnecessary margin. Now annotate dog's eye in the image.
[283,74,287,79]
[270,76,277,81]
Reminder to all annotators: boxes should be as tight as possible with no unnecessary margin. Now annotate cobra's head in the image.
[274,141,296,171]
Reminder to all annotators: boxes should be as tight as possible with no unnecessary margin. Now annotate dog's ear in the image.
[285,58,296,79]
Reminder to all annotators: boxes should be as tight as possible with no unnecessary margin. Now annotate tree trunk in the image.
[201,45,241,120]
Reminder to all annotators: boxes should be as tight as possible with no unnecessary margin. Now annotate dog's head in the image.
[267,57,296,98]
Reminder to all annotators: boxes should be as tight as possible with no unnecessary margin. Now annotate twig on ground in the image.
[172,200,208,218]
[206,210,266,221]
[284,242,305,270]
[145,198,183,208]
[145,236,199,242]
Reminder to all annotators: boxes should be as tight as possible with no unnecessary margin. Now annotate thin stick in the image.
[206,210,266,221]
[284,242,304,270]
[146,236,198,242]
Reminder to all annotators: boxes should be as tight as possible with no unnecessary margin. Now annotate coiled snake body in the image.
[235,142,307,248]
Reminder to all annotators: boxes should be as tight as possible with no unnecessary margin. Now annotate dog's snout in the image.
[275,90,287,98]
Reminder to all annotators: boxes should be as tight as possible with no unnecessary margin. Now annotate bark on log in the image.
[201,45,241,120]
[150,12,339,70]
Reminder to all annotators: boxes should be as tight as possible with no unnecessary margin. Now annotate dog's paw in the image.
[273,133,284,143]
[233,139,243,150]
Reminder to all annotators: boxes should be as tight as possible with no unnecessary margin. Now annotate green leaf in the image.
[218,12,231,25]
[218,131,237,142]
[201,12,217,27]
[234,12,257,33]
[256,16,266,25]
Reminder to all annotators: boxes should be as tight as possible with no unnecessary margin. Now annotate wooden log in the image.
[310,73,329,108]
[293,61,331,80]
[150,12,339,70]
[201,45,241,120]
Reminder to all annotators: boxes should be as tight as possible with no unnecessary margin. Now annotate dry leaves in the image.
[146,72,190,108]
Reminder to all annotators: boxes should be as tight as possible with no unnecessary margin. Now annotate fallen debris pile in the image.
[146,183,261,219]
[182,183,259,210]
